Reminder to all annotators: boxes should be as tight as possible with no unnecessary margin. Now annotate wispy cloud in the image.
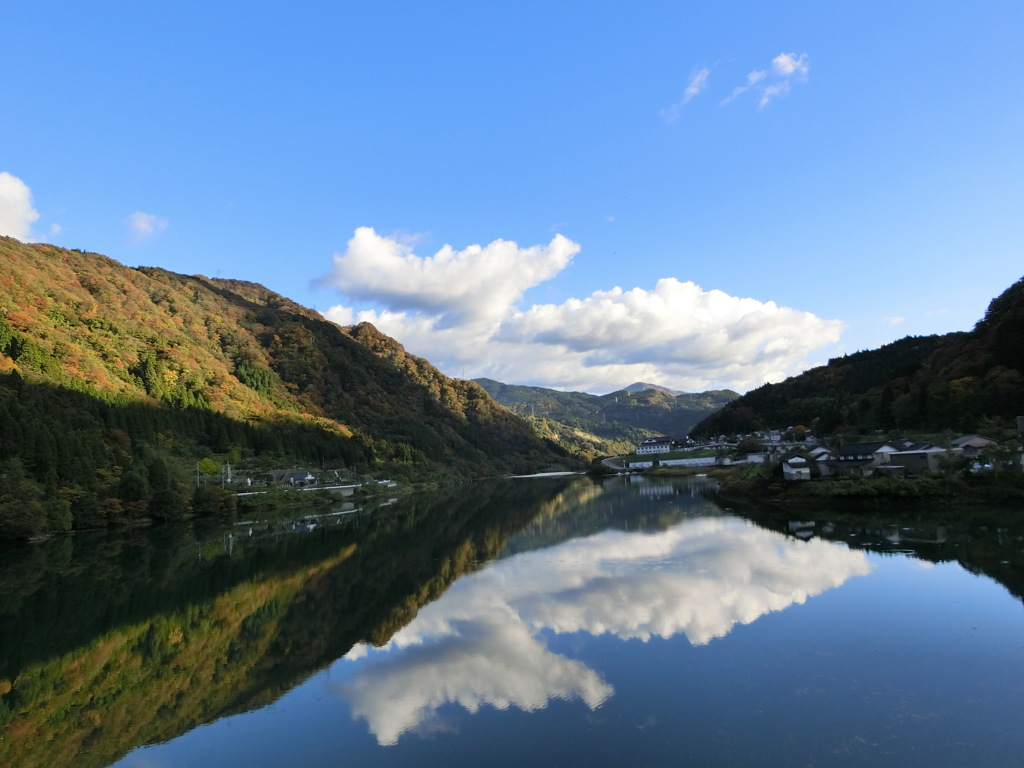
[660,68,711,121]
[0,172,40,241]
[723,52,811,109]
[320,228,843,393]
[125,211,168,243]
[886,315,906,327]
[721,69,767,104]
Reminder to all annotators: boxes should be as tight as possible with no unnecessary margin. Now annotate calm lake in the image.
[2,475,1023,767]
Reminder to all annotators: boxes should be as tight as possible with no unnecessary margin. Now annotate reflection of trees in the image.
[0,478,573,768]
[732,502,1024,604]
[500,475,721,557]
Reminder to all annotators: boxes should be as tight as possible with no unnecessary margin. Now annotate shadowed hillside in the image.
[0,238,573,539]
[475,377,737,456]
[693,275,1024,440]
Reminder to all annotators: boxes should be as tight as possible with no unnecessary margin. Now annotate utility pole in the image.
[1017,416,1024,471]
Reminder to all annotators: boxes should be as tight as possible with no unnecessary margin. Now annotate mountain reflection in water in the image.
[336,499,870,745]
[2,475,1023,768]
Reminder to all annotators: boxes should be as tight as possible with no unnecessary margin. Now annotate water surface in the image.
[2,476,1022,767]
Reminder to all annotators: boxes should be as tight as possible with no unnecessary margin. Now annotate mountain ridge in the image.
[692,274,1024,440]
[0,237,573,539]
[474,377,738,456]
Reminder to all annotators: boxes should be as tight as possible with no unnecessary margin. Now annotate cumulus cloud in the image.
[320,227,579,325]
[0,172,40,241]
[125,211,168,243]
[336,507,870,744]
[661,67,711,121]
[772,52,810,78]
[323,229,842,392]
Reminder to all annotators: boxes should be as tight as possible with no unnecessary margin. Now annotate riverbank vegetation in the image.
[710,460,1024,507]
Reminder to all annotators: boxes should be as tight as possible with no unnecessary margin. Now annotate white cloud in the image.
[772,52,810,78]
[886,315,906,327]
[336,509,871,744]
[722,69,767,104]
[125,211,168,243]
[722,52,810,108]
[660,67,711,121]
[323,230,843,393]
[323,231,841,392]
[0,172,40,241]
[320,227,579,325]
[759,81,792,108]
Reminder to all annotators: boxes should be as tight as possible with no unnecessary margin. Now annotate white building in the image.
[636,438,673,455]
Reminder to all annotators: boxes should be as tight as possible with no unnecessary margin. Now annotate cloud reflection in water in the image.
[336,515,870,745]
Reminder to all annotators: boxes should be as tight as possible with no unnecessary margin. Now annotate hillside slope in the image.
[693,275,1024,439]
[0,237,571,539]
[475,377,738,455]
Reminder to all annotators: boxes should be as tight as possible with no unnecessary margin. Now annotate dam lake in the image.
[1,475,1022,767]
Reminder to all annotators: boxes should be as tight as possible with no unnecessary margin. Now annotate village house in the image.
[829,442,899,477]
[782,455,811,481]
[635,438,673,455]
[951,434,998,457]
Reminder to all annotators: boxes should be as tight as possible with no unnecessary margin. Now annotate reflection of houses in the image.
[883,524,948,546]
[787,520,816,539]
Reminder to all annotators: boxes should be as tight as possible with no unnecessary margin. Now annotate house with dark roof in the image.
[636,438,673,455]
[951,434,998,457]
[828,442,898,478]
[886,445,948,475]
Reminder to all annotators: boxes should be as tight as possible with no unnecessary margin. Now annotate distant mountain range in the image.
[621,381,684,396]
[693,274,1024,441]
[474,378,739,456]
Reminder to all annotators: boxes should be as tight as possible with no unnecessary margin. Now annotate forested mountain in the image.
[622,381,683,396]
[474,378,738,456]
[0,237,571,539]
[694,275,1024,440]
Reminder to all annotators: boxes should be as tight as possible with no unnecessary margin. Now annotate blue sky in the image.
[3,1,1022,394]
